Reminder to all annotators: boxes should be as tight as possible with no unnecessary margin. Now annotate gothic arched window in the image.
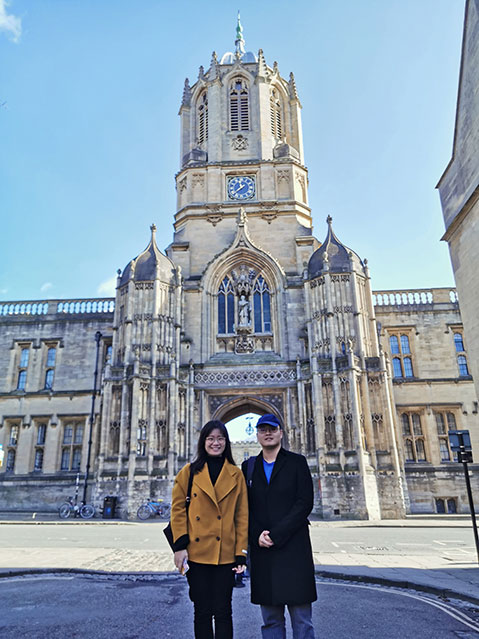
[218,277,235,334]
[230,78,249,131]
[253,276,271,333]
[197,90,208,144]
[270,88,282,139]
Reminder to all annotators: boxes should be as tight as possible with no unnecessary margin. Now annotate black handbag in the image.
[163,467,194,550]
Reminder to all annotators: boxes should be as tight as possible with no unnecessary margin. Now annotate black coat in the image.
[242,448,317,606]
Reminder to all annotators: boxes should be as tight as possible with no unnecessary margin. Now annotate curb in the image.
[1,566,478,607]
[315,569,479,606]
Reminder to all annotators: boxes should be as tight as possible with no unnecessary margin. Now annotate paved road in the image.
[0,573,478,639]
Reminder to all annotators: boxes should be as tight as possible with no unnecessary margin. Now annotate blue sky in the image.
[0,0,465,302]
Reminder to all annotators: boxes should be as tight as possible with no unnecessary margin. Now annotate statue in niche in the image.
[238,294,251,327]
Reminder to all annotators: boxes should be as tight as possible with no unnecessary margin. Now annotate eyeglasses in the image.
[257,426,279,433]
[205,436,226,444]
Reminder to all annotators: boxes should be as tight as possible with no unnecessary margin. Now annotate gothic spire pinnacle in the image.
[235,11,246,57]
[257,48,268,78]
[289,72,299,100]
[181,78,191,107]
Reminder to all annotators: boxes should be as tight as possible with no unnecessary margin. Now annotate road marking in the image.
[396,542,430,546]
[434,540,464,545]
[331,542,339,548]
[319,581,479,633]
[0,575,75,584]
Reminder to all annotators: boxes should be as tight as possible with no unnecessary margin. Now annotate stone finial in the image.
[150,223,157,242]
[181,78,192,107]
[210,51,218,79]
[198,65,205,81]
[117,269,122,276]
[273,61,279,74]
[237,207,247,226]
[257,49,268,78]
[235,10,246,56]
[289,72,299,100]
[326,215,333,226]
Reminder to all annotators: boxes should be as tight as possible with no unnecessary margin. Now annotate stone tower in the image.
[95,17,406,518]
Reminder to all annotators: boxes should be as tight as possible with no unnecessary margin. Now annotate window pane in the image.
[416,439,426,461]
[447,498,457,514]
[63,425,73,445]
[390,336,399,354]
[403,357,414,377]
[47,347,56,367]
[218,294,225,334]
[400,335,411,354]
[17,370,27,390]
[439,439,451,462]
[6,449,15,471]
[9,426,19,446]
[412,414,422,436]
[405,439,415,461]
[105,345,112,364]
[61,449,70,470]
[72,448,82,471]
[34,449,44,471]
[74,425,84,444]
[263,292,271,332]
[401,414,410,436]
[227,293,234,333]
[392,358,403,378]
[435,412,446,434]
[37,424,46,445]
[446,413,456,429]
[436,498,446,514]
[458,355,469,376]
[454,333,464,352]
[253,291,262,332]
[45,369,54,389]
[20,348,29,367]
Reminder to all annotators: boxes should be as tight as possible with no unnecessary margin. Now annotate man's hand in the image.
[232,564,246,574]
[174,549,188,573]
[258,530,274,548]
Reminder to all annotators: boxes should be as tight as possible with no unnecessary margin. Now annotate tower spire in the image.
[235,10,245,57]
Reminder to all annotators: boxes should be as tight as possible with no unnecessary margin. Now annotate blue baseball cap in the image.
[256,414,281,429]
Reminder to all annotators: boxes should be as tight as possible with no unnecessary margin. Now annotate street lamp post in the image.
[82,331,102,505]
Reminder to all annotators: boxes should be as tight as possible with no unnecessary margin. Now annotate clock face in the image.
[227,176,256,200]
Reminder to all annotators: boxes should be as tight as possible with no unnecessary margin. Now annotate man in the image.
[242,414,317,638]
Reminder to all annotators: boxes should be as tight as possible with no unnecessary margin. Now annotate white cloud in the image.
[40,282,53,293]
[0,0,21,43]
[97,275,117,296]
[0,288,8,296]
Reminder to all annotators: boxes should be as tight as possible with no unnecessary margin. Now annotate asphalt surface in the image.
[1,573,479,639]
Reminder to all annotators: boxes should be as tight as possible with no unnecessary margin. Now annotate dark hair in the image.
[190,420,235,474]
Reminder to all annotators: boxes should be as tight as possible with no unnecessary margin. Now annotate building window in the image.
[16,345,30,390]
[104,344,112,365]
[270,88,282,139]
[401,413,426,462]
[454,332,464,352]
[137,423,147,456]
[6,449,15,472]
[458,355,469,376]
[197,90,208,144]
[434,411,456,462]
[60,422,83,471]
[436,497,457,514]
[34,423,47,472]
[218,276,235,334]
[253,276,271,333]
[389,333,414,378]
[230,78,249,131]
[43,346,57,390]
[34,449,44,472]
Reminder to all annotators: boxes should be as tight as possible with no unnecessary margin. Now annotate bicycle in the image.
[58,496,96,520]
[137,499,171,520]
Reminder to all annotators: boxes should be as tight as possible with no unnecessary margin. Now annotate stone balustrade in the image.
[0,298,115,317]
[373,287,458,308]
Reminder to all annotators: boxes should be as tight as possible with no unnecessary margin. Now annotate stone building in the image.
[438,0,479,402]
[1,20,477,518]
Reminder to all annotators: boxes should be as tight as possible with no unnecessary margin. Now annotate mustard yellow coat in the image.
[171,461,248,565]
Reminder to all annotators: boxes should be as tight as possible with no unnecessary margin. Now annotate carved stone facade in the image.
[0,28,478,519]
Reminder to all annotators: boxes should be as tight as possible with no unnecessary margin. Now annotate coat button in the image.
[216,536,220,541]
[217,515,221,520]
[196,516,200,521]
[195,537,200,542]
[193,493,197,497]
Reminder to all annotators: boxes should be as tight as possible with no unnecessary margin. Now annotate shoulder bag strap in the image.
[185,465,194,512]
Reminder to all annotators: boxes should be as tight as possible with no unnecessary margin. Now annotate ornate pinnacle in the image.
[198,65,205,80]
[257,48,268,78]
[289,72,299,100]
[326,215,333,226]
[273,61,279,74]
[181,78,191,107]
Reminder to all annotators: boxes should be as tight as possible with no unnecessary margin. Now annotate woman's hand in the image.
[174,549,188,573]
[258,530,274,548]
[232,564,246,574]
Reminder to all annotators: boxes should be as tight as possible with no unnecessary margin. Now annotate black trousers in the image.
[186,561,235,639]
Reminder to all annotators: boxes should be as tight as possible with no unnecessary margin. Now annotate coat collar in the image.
[194,459,237,506]
[256,447,287,485]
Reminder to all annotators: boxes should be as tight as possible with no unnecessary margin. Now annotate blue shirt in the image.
[263,459,275,484]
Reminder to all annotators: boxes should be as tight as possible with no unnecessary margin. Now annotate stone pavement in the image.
[0,514,478,604]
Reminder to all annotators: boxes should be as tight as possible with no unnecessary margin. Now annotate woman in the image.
[171,420,248,638]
